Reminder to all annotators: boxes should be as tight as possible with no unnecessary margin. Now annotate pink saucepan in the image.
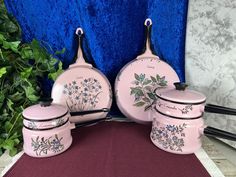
[22,98,110,158]
[150,82,236,154]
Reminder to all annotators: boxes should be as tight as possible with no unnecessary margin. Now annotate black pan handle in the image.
[204,126,236,141]
[75,116,111,128]
[70,108,110,116]
[205,104,236,116]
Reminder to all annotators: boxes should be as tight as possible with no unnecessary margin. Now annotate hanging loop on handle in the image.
[70,27,92,68]
[137,18,158,59]
[75,27,86,64]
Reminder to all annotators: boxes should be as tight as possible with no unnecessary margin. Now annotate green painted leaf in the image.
[142,97,150,102]
[0,67,7,78]
[144,86,152,92]
[145,105,152,111]
[143,79,152,85]
[134,73,140,81]
[139,74,145,82]
[150,76,157,82]
[133,101,145,107]
[147,92,156,100]
[156,74,161,81]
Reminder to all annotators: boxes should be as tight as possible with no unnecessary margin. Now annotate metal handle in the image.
[205,104,236,116]
[70,108,110,116]
[204,126,236,141]
[75,116,111,128]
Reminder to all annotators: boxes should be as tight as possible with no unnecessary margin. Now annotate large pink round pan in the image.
[115,18,180,124]
[52,28,112,123]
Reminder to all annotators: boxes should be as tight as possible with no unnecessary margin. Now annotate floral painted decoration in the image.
[31,135,64,156]
[151,119,186,152]
[130,73,167,111]
[63,78,102,111]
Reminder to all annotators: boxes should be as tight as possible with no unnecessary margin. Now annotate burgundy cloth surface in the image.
[4,122,210,177]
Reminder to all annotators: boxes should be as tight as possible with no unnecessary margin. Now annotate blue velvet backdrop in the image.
[5,0,188,116]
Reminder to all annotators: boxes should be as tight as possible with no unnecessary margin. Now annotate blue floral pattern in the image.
[31,135,64,156]
[63,78,102,111]
[151,119,187,152]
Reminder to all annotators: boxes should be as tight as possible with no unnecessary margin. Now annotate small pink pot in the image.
[150,82,236,154]
[22,98,75,158]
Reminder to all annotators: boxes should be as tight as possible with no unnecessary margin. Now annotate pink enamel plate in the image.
[52,28,112,123]
[115,18,180,124]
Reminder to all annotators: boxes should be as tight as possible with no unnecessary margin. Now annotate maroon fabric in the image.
[4,122,210,177]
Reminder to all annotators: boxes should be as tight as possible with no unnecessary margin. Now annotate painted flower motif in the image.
[63,78,102,111]
[130,73,168,111]
[31,135,64,156]
[151,119,187,152]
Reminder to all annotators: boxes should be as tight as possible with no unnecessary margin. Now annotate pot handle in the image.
[75,116,112,128]
[70,108,110,116]
[204,126,236,141]
[205,104,236,116]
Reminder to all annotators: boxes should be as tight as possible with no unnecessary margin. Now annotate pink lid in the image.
[23,99,68,120]
[155,83,206,104]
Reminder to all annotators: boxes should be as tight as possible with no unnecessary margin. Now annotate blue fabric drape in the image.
[5,0,188,115]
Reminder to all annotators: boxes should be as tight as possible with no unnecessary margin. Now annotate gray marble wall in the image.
[185,0,236,148]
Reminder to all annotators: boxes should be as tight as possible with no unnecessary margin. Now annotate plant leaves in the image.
[20,67,32,79]
[147,92,156,100]
[143,79,152,85]
[134,73,139,81]
[150,76,157,82]
[133,101,145,107]
[0,67,7,78]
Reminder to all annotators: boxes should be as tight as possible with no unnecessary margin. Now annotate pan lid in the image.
[23,98,68,121]
[155,82,206,104]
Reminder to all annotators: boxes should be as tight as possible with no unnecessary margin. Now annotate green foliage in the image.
[0,1,64,156]
[130,73,168,111]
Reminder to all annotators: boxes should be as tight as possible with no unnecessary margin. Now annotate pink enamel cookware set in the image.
[22,19,236,158]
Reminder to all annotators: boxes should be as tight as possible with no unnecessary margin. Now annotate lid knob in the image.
[39,98,53,107]
[174,82,188,91]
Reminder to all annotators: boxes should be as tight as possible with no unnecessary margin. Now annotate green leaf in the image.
[23,86,39,102]
[2,41,20,53]
[0,67,7,78]
[156,74,161,81]
[144,86,152,92]
[134,73,140,81]
[20,46,33,59]
[8,92,24,102]
[4,121,12,132]
[7,98,14,111]
[143,79,152,85]
[150,76,157,82]
[55,47,66,55]
[133,101,145,107]
[0,33,6,43]
[139,74,145,82]
[147,92,156,100]
[48,61,63,81]
[20,67,32,79]
[130,87,144,96]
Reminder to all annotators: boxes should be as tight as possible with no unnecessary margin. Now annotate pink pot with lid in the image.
[150,82,236,154]
[22,98,75,158]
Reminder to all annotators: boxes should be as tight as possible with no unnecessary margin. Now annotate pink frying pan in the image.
[115,18,180,124]
[52,28,112,123]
